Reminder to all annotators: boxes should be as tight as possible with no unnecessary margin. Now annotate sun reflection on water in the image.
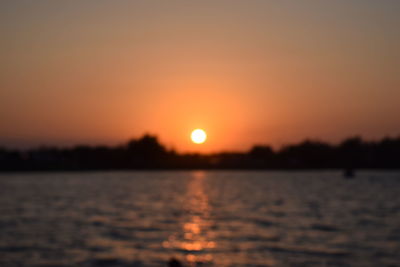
[163,171,215,266]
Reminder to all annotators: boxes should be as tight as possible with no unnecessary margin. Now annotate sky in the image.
[0,0,399,152]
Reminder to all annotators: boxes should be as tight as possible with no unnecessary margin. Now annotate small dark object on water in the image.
[168,258,183,267]
[344,168,355,179]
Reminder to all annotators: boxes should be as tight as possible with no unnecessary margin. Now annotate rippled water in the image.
[0,171,399,267]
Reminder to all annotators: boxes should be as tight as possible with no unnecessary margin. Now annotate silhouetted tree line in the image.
[0,134,400,171]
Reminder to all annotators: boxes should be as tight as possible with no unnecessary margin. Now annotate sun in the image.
[191,129,207,144]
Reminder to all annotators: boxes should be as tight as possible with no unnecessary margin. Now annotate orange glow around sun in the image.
[139,77,252,153]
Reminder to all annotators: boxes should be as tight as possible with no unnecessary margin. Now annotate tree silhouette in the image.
[1,134,400,171]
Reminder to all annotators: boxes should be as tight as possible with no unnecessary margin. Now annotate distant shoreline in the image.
[1,168,400,173]
[1,134,400,171]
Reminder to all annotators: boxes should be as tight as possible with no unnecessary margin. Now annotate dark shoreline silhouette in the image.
[1,134,400,171]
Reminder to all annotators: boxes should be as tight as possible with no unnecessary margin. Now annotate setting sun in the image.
[191,129,207,144]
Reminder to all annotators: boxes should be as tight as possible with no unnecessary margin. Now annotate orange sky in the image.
[0,1,399,152]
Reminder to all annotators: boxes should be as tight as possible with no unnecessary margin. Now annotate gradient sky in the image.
[1,0,399,152]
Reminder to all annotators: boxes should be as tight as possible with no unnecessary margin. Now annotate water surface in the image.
[0,171,399,266]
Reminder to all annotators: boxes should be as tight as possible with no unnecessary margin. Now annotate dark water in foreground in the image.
[0,171,399,267]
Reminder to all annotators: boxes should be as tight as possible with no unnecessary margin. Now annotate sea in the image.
[0,171,399,267]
